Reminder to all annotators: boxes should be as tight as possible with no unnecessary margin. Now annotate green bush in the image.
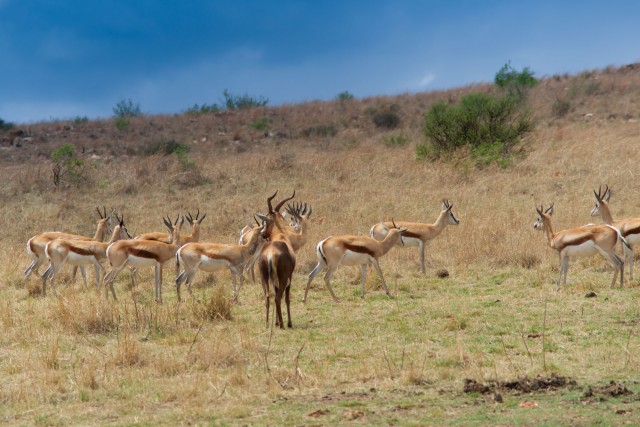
[115,117,130,131]
[494,62,538,100]
[51,143,86,188]
[222,89,268,110]
[113,99,141,118]
[186,103,220,114]
[145,140,189,156]
[336,91,354,101]
[415,142,435,161]
[420,92,533,165]
[368,104,401,129]
[301,124,338,138]
[250,117,270,131]
[0,118,14,132]
[383,134,410,148]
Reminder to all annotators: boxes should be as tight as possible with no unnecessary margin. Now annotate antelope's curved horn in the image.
[274,190,296,213]
[267,191,278,214]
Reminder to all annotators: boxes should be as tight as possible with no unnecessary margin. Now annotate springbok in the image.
[132,210,205,283]
[591,185,640,280]
[304,220,407,303]
[256,191,297,329]
[41,214,131,294]
[136,210,205,244]
[534,204,630,290]
[370,200,459,274]
[103,215,184,302]
[25,207,111,282]
[175,217,265,302]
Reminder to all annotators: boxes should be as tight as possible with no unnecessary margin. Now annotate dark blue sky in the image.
[2,1,640,123]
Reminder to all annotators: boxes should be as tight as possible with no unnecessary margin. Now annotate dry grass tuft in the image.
[113,328,144,367]
[202,284,234,321]
[55,294,119,334]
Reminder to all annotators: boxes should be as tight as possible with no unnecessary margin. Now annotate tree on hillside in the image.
[417,63,535,167]
[494,62,538,101]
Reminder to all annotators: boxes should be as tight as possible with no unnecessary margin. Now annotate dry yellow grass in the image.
[1,65,640,425]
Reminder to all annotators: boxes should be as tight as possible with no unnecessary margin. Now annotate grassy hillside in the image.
[1,64,640,425]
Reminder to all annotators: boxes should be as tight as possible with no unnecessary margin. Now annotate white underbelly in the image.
[198,257,230,272]
[67,253,96,265]
[562,241,600,258]
[398,237,421,247]
[340,250,372,266]
[126,256,159,267]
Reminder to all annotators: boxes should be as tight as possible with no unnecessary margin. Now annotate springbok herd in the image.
[22,186,640,329]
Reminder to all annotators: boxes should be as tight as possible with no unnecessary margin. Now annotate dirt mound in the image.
[500,374,576,393]
[464,374,576,395]
[463,379,491,394]
[583,381,633,399]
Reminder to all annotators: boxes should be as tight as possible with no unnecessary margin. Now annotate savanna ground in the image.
[1,65,640,425]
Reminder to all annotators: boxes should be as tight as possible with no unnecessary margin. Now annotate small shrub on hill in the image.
[145,140,189,156]
[186,103,220,114]
[1,118,15,131]
[115,117,130,131]
[301,124,338,138]
[370,104,401,129]
[222,89,268,110]
[51,143,87,189]
[495,62,538,100]
[383,134,410,148]
[419,64,535,167]
[250,117,270,131]
[336,91,355,101]
[113,98,141,118]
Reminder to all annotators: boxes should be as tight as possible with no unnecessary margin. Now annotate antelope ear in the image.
[199,213,206,223]
[605,187,611,202]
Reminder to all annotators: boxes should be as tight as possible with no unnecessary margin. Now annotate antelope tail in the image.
[604,224,632,250]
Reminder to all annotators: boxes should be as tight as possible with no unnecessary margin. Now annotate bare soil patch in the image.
[582,381,634,400]
[464,374,577,395]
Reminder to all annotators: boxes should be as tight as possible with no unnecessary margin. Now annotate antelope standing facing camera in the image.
[370,200,459,274]
[304,220,407,303]
[534,203,629,290]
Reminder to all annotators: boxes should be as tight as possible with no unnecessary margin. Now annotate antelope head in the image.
[591,185,611,217]
[258,190,296,238]
[441,199,460,225]
[391,218,408,246]
[186,209,207,226]
[533,204,554,230]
